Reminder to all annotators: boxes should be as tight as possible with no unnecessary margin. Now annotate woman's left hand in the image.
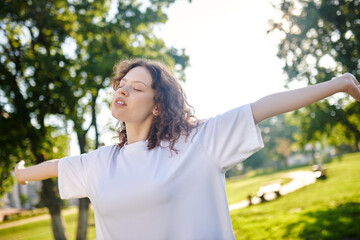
[332,73,360,102]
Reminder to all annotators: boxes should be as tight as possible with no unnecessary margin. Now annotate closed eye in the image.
[133,84,145,91]
[118,82,125,89]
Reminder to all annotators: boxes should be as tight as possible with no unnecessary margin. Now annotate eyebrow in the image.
[121,78,149,88]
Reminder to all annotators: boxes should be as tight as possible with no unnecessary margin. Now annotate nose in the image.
[117,86,128,97]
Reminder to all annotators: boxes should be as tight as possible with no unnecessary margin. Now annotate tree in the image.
[241,114,298,172]
[261,114,298,169]
[268,0,360,152]
[1,0,77,238]
[275,138,292,168]
[0,0,189,239]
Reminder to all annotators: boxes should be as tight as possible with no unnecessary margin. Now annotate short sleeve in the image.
[199,104,264,172]
[58,154,88,199]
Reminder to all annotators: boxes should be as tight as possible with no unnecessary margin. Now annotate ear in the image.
[152,105,161,116]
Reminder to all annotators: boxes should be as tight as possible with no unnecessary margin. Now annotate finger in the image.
[15,161,25,172]
[350,87,360,102]
[344,72,358,83]
[344,72,355,78]
[17,160,25,168]
[19,180,28,185]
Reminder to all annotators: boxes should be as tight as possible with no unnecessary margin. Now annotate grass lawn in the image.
[0,209,96,240]
[230,152,360,239]
[0,152,359,239]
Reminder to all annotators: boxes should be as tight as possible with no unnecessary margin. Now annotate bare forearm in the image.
[251,81,338,123]
[15,160,59,185]
[251,73,360,124]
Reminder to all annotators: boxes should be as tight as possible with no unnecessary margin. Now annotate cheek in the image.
[136,95,155,109]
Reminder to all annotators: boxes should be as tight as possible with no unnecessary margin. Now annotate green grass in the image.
[229,152,360,239]
[0,209,96,240]
[1,152,359,239]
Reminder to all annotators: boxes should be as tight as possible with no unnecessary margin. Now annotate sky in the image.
[74,0,304,153]
[156,0,291,119]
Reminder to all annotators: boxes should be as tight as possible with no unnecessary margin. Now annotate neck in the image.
[125,118,153,144]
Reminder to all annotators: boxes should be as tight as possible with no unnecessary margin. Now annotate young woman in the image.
[15,59,360,239]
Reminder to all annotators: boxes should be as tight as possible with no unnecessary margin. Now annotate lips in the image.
[114,97,127,106]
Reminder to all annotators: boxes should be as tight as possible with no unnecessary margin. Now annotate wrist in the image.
[329,76,347,94]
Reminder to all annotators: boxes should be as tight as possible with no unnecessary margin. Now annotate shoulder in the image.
[93,144,120,153]
[80,145,120,172]
[86,144,120,159]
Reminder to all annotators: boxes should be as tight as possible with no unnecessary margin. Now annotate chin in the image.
[111,112,123,121]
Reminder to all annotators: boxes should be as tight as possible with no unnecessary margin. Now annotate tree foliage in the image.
[242,114,298,172]
[268,0,360,151]
[0,0,189,195]
[0,0,189,238]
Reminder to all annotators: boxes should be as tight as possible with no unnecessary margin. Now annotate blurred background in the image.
[1,0,359,239]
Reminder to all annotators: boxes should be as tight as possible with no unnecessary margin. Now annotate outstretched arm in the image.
[14,160,59,185]
[251,73,360,124]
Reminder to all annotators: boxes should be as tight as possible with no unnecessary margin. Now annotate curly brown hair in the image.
[112,58,197,153]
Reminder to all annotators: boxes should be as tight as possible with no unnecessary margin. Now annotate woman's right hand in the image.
[15,160,28,185]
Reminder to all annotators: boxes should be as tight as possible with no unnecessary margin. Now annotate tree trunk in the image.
[282,158,289,169]
[76,131,90,240]
[35,152,67,240]
[41,178,67,240]
[76,93,99,239]
[76,197,90,240]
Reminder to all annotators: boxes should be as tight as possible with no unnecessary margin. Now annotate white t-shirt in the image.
[58,104,264,240]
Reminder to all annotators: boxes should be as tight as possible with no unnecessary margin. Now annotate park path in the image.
[229,170,317,211]
[0,207,78,230]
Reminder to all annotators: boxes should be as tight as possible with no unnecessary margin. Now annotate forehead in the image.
[124,66,153,85]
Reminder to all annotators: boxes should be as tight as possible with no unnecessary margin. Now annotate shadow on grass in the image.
[285,202,360,240]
